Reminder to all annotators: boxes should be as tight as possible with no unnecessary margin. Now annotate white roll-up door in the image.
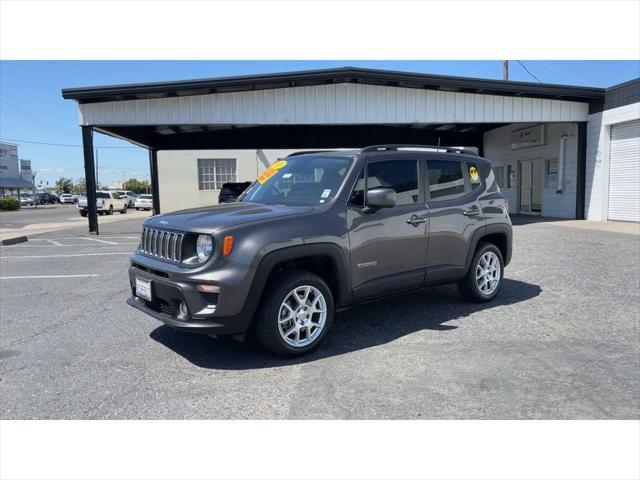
[608,119,640,222]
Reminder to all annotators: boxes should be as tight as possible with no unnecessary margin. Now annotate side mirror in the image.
[364,187,396,211]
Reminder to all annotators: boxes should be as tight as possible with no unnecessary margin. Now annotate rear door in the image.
[347,157,429,300]
[424,158,485,280]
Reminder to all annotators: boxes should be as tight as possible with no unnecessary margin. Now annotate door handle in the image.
[406,215,427,226]
[463,207,480,217]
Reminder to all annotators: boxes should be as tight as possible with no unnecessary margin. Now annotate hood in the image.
[144,202,313,232]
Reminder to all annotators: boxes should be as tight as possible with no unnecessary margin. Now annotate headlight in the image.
[196,234,213,262]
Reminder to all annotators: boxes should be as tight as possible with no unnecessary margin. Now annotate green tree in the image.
[72,178,86,195]
[55,177,74,194]
[123,178,150,194]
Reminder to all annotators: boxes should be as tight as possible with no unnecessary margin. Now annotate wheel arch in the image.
[465,223,513,271]
[244,243,351,324]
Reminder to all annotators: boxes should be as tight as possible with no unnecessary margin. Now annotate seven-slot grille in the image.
[140,228,184,262]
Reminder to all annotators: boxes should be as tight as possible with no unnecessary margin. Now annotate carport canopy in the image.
[62,67,605,233]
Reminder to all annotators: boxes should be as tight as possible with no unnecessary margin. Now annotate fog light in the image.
[196,284,220,293]
[178,301,188,319]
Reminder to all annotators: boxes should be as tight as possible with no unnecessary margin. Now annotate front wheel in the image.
[79,210,87,217]
[255,270,334,357]
[458,242,504,302]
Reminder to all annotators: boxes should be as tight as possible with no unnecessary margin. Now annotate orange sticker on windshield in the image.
[257,160,287,184]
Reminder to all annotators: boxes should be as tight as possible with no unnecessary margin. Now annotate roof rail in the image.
[360,144,478,156]
[285,150,337,158]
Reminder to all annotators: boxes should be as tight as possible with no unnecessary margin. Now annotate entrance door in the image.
[519,159,543,214]
[608,119,640,222]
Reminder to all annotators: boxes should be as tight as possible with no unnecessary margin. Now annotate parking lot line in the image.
[82,237,119,245]
[46,239,64,246]
[1,252,132,259]
[0,243,139,248]
[1,274,100,279]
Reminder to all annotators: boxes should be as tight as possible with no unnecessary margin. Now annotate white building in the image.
[62,68,640,228]
[0,142,32,197]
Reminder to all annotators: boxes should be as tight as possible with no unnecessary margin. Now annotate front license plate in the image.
[135,277,152,301]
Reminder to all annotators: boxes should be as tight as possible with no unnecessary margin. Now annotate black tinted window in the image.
[427,160,466,200]
[367,160,419,206]
[96,192,109,199]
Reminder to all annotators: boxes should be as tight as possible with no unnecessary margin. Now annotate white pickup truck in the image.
[77,191,128,217]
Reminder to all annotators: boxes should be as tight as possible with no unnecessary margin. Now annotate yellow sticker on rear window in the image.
[469,166,479,182]
[258,160,288,184]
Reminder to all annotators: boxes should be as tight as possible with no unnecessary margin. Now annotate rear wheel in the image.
[79,210,87,217]
[107,205,113,215]
[458,242,504,302]
[121,205,128,214]
[255,270,334,357]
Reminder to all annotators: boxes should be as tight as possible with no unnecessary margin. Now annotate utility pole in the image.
[503,60,509,81]
[95,148,99,189]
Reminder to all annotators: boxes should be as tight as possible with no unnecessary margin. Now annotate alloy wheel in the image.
[277,285,327,347]
[476,251,501,295]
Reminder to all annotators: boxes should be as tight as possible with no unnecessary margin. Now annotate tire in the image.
[458,242,504,303]
[121,205,128,214]
[80,211,87,217]
[255,269,335,357]
[107,205,113,215]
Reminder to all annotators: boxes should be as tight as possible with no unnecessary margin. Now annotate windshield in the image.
[240,155,352,206]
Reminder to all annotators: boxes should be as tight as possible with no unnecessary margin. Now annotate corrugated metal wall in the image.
[79,83,589,126]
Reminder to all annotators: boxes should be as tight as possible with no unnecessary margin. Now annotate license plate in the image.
[135,277,152,301]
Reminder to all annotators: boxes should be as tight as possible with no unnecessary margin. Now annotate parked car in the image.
[19,194,34,206]
[34,192,60,204]
[77,191,128,216]
[116,190,138,208]
[134,194,153,211]
[218,182,252,203]
[127,145,512,357]
[59,193,78,204]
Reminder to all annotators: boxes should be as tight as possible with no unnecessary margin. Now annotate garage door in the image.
[608,119,640,222]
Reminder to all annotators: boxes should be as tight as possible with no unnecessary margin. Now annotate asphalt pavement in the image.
[0,217,638,419]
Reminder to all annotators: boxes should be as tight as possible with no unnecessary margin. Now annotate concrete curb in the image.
[1,236,28,246]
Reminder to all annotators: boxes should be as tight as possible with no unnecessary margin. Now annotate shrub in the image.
[0,197,20,211]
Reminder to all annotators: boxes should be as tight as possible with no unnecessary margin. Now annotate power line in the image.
[0,137,140,149]
[516,60,542,83]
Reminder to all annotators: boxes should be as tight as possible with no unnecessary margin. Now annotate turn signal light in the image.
[223,235,234,256]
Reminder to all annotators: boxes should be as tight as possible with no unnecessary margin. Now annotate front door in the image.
[347,158,428,300]
[519,159,543,214]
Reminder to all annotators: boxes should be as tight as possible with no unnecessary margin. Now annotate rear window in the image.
[96,192,110,199]
[139,194,152,199]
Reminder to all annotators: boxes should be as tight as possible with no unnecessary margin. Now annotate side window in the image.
[350,168,366,207]
[366,160,419,206]
[112,192,121,199]
[467,162,482,190]
[493,165,505,189]
[426,160,466,201]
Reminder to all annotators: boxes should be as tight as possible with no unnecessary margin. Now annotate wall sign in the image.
[511,124,545,150]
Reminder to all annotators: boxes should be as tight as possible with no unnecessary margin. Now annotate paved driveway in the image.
[0,218,638,419]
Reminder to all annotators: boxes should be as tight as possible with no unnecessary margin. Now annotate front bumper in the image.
[127,252,256,336]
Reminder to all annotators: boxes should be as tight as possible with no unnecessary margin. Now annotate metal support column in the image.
[575,122,587,220]
[149,149,160,215]
[81,126,99,234]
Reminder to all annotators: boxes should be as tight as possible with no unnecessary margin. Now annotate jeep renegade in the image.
[127,145,512,356]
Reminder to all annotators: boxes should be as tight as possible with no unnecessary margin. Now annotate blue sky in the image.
[1,60,638,187]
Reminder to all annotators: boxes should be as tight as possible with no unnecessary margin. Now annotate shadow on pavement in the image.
[149,278,541,370]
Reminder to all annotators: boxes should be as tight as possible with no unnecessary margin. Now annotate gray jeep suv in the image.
[127,145,512,356]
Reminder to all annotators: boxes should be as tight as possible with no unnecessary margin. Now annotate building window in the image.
[494,165,505,189]
[198,158,237,190]
[545,158,559,188]
[427,160,466,201]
